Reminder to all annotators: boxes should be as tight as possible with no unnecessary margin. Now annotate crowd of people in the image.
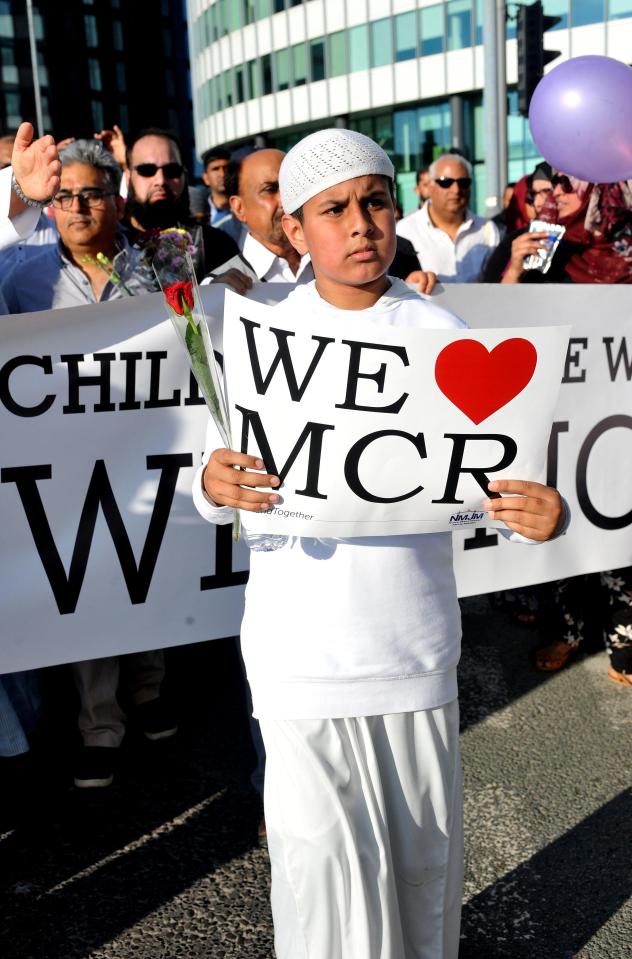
[1,117,631,959]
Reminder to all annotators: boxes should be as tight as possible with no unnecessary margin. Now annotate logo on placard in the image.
[449,510,486,526]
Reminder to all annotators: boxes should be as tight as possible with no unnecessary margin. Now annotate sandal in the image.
[608,665,632,687]
[533,640,577,672]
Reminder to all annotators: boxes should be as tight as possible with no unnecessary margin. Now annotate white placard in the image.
[222,291,570,537]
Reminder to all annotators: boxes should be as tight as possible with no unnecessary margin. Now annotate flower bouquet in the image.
[153,229,237,535]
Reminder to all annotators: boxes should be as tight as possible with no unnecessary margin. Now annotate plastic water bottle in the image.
[242,529,288,552]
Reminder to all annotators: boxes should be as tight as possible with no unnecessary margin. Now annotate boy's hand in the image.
[483,480,563,541]
[203,449,280,512]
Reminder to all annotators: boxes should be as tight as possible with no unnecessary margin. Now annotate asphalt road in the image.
[1,593,630,959]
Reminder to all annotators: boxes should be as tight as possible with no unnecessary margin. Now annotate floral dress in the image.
[556,567,632,676]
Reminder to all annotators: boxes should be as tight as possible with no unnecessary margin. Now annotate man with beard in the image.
[123,128,238,278]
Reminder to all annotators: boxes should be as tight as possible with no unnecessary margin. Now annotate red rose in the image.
[164,280,194,315]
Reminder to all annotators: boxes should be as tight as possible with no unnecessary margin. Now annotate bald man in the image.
[206,148,313,292]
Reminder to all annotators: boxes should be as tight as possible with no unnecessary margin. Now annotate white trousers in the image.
[260,700,463,959]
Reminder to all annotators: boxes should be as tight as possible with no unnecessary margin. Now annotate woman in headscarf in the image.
[490,172,632,285]
[492,172,632,683]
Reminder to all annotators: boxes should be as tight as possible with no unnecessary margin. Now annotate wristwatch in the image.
[11,172,54,208]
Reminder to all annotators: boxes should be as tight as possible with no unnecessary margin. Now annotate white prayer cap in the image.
[279,128,395,214]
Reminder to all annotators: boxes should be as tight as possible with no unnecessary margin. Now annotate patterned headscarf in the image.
[555,175,632,284]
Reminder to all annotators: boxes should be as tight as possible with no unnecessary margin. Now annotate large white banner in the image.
[1,283,630,672]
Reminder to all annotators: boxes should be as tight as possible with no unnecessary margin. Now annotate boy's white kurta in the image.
[193,279,468,722]
[193,279,503,958]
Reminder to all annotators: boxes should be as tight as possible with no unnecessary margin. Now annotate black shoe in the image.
[74,746,117,788]
[136,698,178,741]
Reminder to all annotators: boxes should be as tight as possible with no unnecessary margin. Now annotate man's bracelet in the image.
[11,172,54,208]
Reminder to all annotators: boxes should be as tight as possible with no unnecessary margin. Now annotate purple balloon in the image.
[529,56,632,184]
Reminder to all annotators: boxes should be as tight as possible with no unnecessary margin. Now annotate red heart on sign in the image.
[435,338,537,425]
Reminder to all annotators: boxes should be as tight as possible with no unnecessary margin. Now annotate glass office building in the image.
[187,0,632,214]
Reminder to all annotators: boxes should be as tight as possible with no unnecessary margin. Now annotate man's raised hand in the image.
[11,121,61,202]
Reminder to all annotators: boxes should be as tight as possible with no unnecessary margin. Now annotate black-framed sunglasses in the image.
[133,162,185,178]
[52,189,116,210]
[434,176,472,190]
[551,174,574,193]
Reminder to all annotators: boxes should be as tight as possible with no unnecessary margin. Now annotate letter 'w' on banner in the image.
[220,289,570,539]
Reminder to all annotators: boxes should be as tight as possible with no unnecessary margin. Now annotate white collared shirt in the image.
[242,232,313,284]
[396,201,499,283]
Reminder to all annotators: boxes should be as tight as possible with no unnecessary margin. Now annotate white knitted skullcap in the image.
[279,128,395,214]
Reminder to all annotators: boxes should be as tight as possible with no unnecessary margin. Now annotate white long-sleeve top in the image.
[193,278,553,720]
[0,166,41,252]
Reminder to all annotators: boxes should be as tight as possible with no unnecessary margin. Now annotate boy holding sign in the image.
[194,130,565,959]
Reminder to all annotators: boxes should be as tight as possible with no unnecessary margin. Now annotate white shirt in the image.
[396,201,499,283]
[242,232,313,284]
[0,166,41,252]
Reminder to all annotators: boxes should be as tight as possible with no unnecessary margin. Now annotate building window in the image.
[328,30,346,77]
[248,58,262,98]
[371,18,393,67]
[608,0,632,17]
[273,0,285,11]
[475,0,484,43]
[395,12,417,61]
[571,0,605,23]
[5,90,20,127]
[420,5,445,56]
[292,42,307,85]
[165,68,175,98]
[349,23,369,71]
[113,20,124,51]
[310,38,326,82]
[1,46,18,85]
[262,53,273,94]
[85,15,98,47]
[275,48,290,90]
[235,65,246,102]
[88,58,102,92]
[91,99,104,131]
[543,0,570,26]
[0,6,14,40]
[228,0,243,31]
[224,68,234,107]
[447,0,473,50]
[116,62,126,92]
[256,0,271,17]
[418,100,452,165]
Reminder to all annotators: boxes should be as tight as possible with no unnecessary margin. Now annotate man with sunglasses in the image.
[397,153,499,283]
[122,129,239,279]
[1,138,152,312]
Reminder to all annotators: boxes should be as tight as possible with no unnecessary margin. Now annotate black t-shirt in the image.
[390,235,421,281]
